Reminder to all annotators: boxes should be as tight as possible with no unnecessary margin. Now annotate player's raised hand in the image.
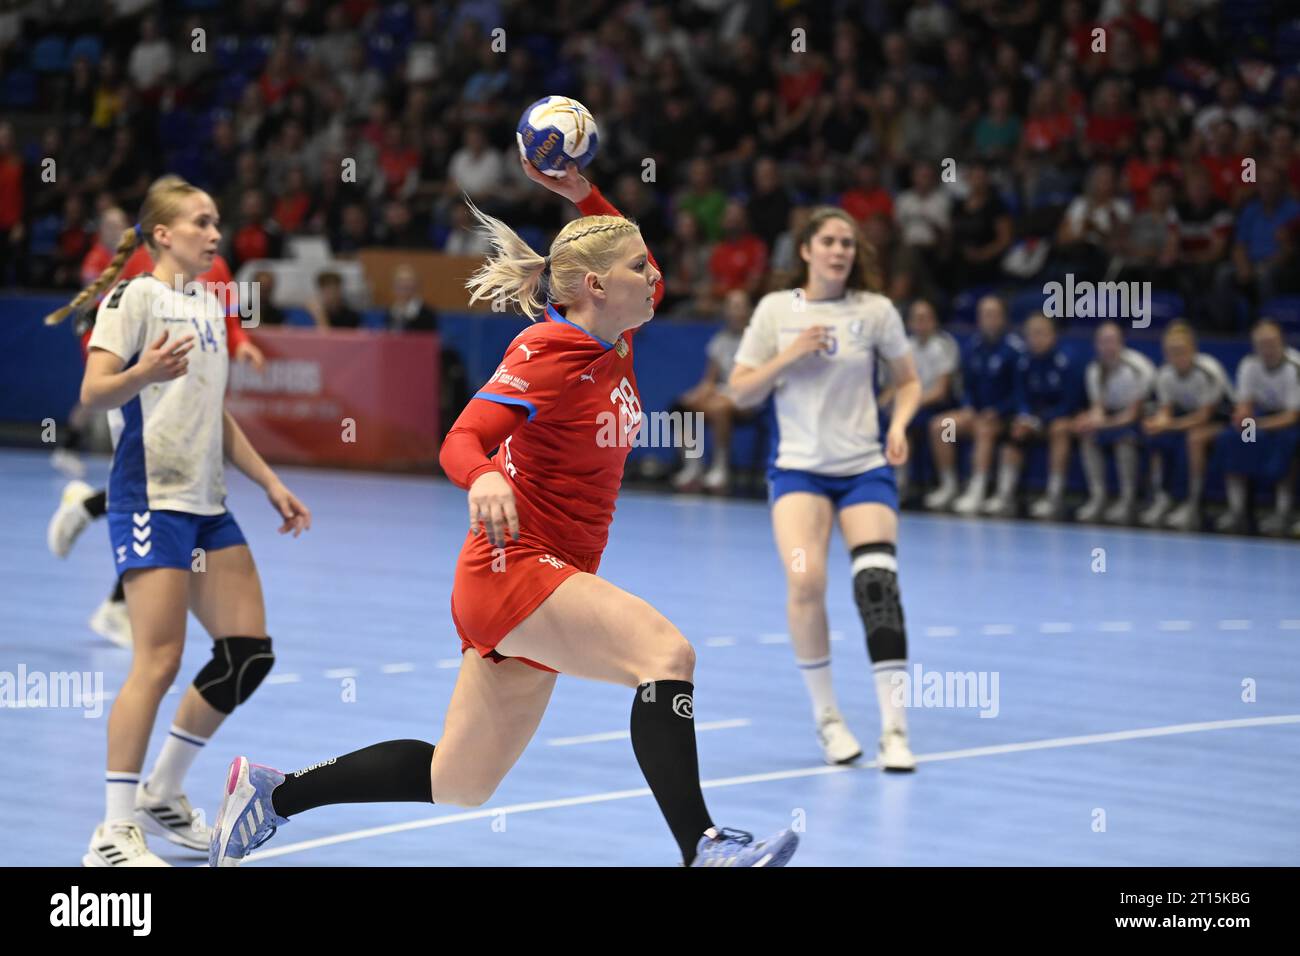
[469,470,519,548]
[518,154,592,204]
[137,330,196,384]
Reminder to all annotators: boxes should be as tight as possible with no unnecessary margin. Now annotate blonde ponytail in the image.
[44,226,139,326]
[463,197,641,318]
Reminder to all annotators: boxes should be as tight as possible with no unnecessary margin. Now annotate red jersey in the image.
[471,308,640,556]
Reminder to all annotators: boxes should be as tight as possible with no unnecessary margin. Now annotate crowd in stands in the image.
[2,0,1300,332]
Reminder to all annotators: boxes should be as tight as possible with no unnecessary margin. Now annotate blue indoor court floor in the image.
[1,447,1297,866]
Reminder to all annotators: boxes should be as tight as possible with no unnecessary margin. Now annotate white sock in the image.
[1149,455,1164,496]
[937,467,956,490]
[1275,484,1293,514]
[106,772,141,824]
[1081,441,1106,500]
[796,656,839,717]
[145,725,208,799]
[1188,471,1204,503]
[1116,443,1139,503]
[872,661,908,734]
[1226,476,1247,514]
[995,458,1020,498]
[1046,471,1065,500]
[966,471,987,498]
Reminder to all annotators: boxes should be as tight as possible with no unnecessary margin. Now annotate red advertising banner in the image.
[225,327,440,470]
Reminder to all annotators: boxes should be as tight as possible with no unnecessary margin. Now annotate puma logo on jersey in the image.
[579,370,596,384]
[516,344,538,361]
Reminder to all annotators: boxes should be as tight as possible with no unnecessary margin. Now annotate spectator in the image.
[1198,118,1245,205]
[52,194,94,288]
[375,201,424,248]
[387,264,438,332]
[1055,163,1131,282]
[79,206,130,286]
[1175,163,1234,328]
[443,202,492,256]
[951,162,1013,290]
[1123,125,1181,210]
[894,161,951,300]
[0,122,24,285]
[126,14,173,93]
[333,203,373,255]
[1083,79,1138,160]
[899,80,957,163]
[1217,164,1300,309]
[272,166,315,235]
[227,189,284,271]
[1118,174,1179,288]
[708,200,767,301]
[670,288,757,493]
[612,174,668,248]
[1212,319,1300,534]
[1195,77,1262,138]
[248,270,287,327]
[447,124,507,206]
[309,271,362,329]
[746,157,793,252]
[840,162,893,227]
[659,209,714,315]
[671,157,725,243]
[972,85,1022,165]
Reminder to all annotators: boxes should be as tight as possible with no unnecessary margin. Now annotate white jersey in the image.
[906,330,960,394]
[1085,348,1157,412]
[87,274,230,515]
[734,289,911,475]
[1155,353,1233,414]
[1235,348,1300,414]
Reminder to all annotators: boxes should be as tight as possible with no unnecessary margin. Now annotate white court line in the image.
[758,633,789,644]
[436,659,461,669]
[829,631,845,642]
[1281,620,1300,630]
[1218,620,1251,630]
[548,718,751,746]
[1099,621,1133,632]
[705,637,737,647]
[980,624,1014,636]
[1158,620,1192,631]
[265,674,301,685]
[925,626,958,637]
[324,668,358,679]
[246,713,1300,863]
[381,663,416,674]
[1040,622,1073,633]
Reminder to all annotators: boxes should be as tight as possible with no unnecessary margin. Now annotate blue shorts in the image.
[107,509,247,574]
[1214,425,1300,482]
[768,464,898,511]
[1094,423,1142,446]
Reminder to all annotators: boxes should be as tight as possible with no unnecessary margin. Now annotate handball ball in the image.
[516,96,599,177]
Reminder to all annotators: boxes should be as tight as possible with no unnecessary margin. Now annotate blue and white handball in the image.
[516,96,600,177]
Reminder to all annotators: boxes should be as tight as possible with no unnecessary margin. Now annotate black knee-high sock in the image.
[270,740,435,818]
[630,681,715,865]
[85,489,107,518]
[110,576,124,603]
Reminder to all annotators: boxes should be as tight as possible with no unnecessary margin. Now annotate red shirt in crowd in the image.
[709,234,767,296]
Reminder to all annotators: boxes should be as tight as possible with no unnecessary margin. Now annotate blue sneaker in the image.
[209,756,290,867]
[690,827,799,867]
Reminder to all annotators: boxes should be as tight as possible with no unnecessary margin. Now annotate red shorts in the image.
[450,530,602,673]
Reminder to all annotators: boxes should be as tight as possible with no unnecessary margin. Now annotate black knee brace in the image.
[850,543,907,663]
[194,636,275,714]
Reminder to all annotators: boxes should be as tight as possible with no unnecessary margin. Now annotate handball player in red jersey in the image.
[210,157,800,868]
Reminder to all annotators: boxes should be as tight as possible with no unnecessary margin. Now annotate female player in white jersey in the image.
[729,207,922,769]
[46,175,311,866]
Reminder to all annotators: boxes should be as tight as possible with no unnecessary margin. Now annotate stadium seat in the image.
[30,37,67,74]
[2,69,37,108]
[950,285,999,323]
[67,35,103,68]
